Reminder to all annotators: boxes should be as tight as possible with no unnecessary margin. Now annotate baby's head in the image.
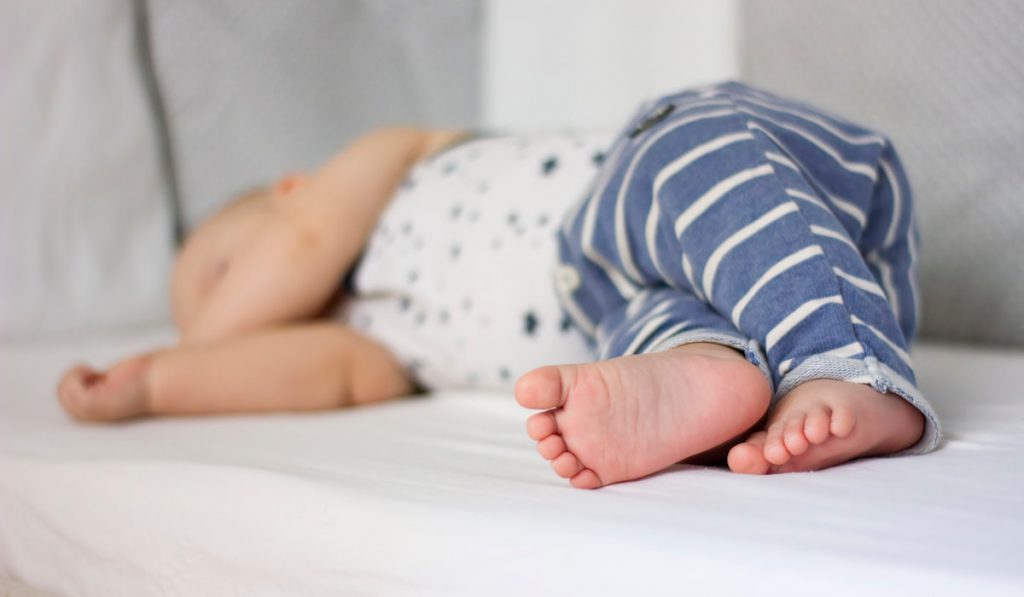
[170,175,307,329]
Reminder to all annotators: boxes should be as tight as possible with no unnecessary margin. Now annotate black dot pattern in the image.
[523,311,539,336]
[342,133,612,391]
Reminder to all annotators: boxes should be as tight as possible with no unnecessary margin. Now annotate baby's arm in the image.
[58,323,415,420]
[182,127,467,345]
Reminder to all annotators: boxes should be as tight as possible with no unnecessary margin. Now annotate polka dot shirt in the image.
[339,133,612,390]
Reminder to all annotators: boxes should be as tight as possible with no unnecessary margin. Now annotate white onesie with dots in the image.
[340,133,613,391]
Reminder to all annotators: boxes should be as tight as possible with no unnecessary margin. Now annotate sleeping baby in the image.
[58,81,940,487]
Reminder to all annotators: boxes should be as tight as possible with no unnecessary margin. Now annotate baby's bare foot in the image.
[515,343,771,489]
[727,378,924,474]
[57,354,153,422]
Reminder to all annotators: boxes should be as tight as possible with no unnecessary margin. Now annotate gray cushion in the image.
[0,0,174,337]
[739,0,1024,346]
[148,0,480,232]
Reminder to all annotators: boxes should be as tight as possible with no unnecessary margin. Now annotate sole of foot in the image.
[516,343,771,488]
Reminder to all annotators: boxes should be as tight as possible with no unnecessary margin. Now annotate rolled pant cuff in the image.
[646,329,774,392]
[777,355,941,455]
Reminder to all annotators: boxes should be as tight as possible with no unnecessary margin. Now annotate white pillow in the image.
[0,0,174,337]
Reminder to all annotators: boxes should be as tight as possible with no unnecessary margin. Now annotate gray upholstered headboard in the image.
[739,0,1024,346]
[0,0,481,338]
[147,0,481,233]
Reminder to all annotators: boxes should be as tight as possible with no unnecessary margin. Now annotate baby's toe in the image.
[570,468,603,489]
[526,411,558,440]
[551,451,584,478]
[515,366,568,410]
[763,421,791,465]
[804,407,832,444]
[782,413,810,455]
[537,434,567,460]
[829,403,856,437]
[727,431,771,474]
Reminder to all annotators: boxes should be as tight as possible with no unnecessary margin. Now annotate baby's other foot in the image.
[57,355,153,422]
[727,378,924,474]
[515,343,771,489]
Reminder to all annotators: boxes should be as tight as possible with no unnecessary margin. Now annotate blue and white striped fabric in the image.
[554,81,940,453]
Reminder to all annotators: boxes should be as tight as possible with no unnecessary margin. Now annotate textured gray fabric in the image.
[739,0,1024,346]
[0,0,175,337]
[148,0,480,232]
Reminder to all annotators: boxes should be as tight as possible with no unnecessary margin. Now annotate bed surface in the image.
[2,328,1023,596]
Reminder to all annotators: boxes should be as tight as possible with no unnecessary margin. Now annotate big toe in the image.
[728,431,772,475]
[515,365,569,410]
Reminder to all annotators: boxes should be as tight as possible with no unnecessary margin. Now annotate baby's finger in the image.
[57,365,91,402]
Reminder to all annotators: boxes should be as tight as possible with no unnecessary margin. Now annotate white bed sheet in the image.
[1,327,1023,596]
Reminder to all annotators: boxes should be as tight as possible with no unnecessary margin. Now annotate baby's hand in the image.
[57,354,153,422]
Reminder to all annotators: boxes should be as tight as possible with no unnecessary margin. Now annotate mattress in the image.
[1,327,1023,596]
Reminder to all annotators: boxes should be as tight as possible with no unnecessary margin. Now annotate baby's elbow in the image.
[364,125,427,145]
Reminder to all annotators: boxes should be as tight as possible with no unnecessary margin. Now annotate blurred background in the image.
[1,0,1021,345]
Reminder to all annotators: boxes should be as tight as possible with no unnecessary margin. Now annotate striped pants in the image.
[554,81,939,453]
